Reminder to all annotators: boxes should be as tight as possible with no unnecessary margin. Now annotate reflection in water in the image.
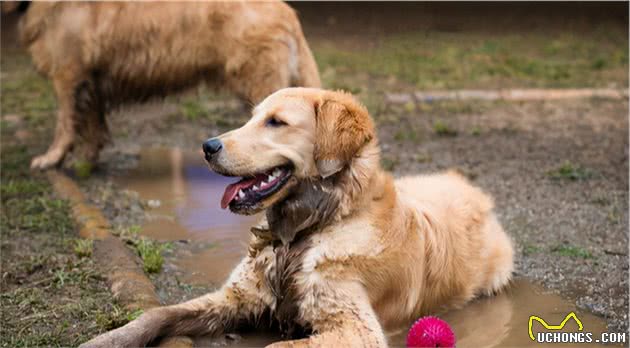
[115,147,257,286]
[389,279,609,348]
[118,148,611,348]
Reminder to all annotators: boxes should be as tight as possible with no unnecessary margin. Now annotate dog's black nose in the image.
[202,138,223,158]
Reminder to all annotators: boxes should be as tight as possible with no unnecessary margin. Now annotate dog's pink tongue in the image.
[221,178,256,209]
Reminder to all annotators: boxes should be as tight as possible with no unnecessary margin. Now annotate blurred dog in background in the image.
[6,1,320,169]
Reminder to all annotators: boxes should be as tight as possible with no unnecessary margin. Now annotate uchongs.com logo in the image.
[528,312,627,344]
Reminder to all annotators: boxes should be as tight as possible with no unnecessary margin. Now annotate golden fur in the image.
[18,1,320,169]
[81,88,513,348]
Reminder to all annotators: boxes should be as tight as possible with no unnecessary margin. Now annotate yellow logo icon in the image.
[528,312,584,341]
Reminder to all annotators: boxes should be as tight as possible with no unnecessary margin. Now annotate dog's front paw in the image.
[30,151,63,170]
[79,325,146,348]
[265,338,311,348]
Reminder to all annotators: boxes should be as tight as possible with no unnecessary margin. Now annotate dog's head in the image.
[203,88,376,218]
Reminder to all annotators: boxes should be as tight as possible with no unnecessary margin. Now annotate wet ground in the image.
[110,147,617,347]
[2,2,628,346]
[113,147,257,287]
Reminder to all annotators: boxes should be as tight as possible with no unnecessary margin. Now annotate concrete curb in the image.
[385,88,629,104]
[47,171,192,347]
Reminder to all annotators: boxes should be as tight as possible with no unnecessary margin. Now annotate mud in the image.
[113,147,619,347]
[79,82,628,344]
[112,147,258,287]
[2,2,626,344]
[388,280,613,347]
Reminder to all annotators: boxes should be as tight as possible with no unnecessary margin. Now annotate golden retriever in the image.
[81,88,513,348]
[15,1,320,169]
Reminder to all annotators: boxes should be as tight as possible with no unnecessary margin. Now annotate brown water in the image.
[117,148,614,348]
[115,147,258,285]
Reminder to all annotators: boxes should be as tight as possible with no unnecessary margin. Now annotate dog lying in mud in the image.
[81,88,514,348]
[13,1,320,169]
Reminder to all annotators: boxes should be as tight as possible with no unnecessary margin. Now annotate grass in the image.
[0,143,137,347]
[522,244,542,256]
[313,27,628,89]
[413,153,432,163]
[74,239,94,258]
[551,245,594,259]
[0,51,135,346]
[2,12,627,343]
[433,120,458,137]
[114,226,170,274]
[381,156,399,171]
[0,52,56,129]
[173,92,246,130]
[179,98,208,121]
[72,160,95,179]
[134,239,168,274]
[393,129,421,143]
[547,161,593,181]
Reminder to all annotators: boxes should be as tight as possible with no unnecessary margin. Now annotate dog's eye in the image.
[265,116,287,128]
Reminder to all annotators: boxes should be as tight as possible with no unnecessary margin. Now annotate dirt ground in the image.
[1,3,628,345]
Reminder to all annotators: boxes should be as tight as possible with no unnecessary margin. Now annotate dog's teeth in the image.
[273,168,282,177]
[267,175,275,181]
[253,185,259,191]
[238,190,245,199]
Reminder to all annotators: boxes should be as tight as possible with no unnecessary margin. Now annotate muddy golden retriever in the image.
[15,1,320,169]
[81,88,513,348]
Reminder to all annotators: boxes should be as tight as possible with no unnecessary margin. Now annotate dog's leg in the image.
[75,109,109,164]
[74,79,109,164]
[80,255,273,348]
[267,281,387,348]
[74,109,109,163]
[31,76,79,169]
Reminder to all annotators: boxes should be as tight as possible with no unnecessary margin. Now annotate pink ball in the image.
[406,316,456,348]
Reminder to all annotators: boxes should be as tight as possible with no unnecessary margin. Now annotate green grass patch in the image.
[73,239,94,258]
[433,120,458,137]
[1,179,48,198]
[394,128,421,143]
[115,226,169,274]
[551,245,593,259]
[0,52,56,128]
[381,156,399,171]
[179,98,208,121]
[547,161,593,181]
[72,160,95,179]
[522,244,542,256]
[133,238,167,274]
[313,27,628,89]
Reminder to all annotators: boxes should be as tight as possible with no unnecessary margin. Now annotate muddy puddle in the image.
[117,148,614,348]
[115,147,258,286]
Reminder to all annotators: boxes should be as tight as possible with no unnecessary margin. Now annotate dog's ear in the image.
[313,91,375,178]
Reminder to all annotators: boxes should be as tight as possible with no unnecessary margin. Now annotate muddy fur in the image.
[81,89,514,348]
[19,1,320,169]
[265,239,313,339]
[267,178,340,245]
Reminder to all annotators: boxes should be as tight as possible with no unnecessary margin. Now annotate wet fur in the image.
[81,88,514,348]
[20,1,320,169]
[267,178,340,245]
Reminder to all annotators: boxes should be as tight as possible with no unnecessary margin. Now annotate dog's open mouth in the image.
[221,164,293,210]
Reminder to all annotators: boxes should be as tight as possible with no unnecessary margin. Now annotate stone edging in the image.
[385,88,629,104]
[47,171,193,348]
